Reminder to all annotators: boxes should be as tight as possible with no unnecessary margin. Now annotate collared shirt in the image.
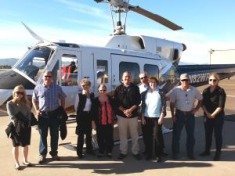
[144,89,162,118]
[138,83,148,94]
[32,83,66,111]
[170,85,202,111]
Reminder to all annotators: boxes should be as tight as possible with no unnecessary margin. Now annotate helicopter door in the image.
[53,51,80,110]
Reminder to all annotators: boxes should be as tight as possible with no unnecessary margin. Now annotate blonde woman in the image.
[74,79,95,158]
[6,85,33,170]
[200,73,226,161]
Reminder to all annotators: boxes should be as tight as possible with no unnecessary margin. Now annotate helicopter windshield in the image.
[14,47,54,82]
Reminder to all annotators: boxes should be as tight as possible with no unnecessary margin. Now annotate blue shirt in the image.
[32,83,66,111]
[144,89,162,118]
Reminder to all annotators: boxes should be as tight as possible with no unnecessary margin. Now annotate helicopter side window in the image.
[143,64,159,79]
[96,60,108,84]
[59,54,78,86]
[119,62,140,84]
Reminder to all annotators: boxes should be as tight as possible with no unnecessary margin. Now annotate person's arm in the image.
[32,98,41,117]
[170,102,176,122]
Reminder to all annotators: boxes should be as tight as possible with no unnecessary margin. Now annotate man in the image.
[114,71,142,160]
[32,71,66,164]
[138,72,149,93]
[170,73,202,160]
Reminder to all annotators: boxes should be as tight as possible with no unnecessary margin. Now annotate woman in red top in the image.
[91,84,115,158]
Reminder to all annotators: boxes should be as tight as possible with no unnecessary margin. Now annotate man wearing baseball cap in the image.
[170,73,202,160]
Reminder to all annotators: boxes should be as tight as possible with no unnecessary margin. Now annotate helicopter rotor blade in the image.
[129,6,183,31]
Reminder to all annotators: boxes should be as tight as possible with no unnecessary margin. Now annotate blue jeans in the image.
[38,112,59,157]
[172,110,195,156]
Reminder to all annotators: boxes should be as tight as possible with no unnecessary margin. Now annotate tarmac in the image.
[0,78,235,176]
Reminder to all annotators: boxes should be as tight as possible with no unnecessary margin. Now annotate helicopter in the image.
[0,0,235,112]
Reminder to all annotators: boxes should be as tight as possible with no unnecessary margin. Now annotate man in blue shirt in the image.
[32,71,66,164]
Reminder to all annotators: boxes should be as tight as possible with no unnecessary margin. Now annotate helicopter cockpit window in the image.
[119,62,140,84]
[14,47,53,81]
[59,54,78,86]
[96,60,108,84]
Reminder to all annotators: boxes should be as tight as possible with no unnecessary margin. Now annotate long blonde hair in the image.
[12,85,30,108]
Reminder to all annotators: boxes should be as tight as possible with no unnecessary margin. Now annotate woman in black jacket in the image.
[200,73,226,161]
[91,84,115,158]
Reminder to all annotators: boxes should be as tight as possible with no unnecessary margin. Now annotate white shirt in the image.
[170,85,202,111]
[74,94,92,111]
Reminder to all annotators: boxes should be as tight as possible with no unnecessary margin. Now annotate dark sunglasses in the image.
[140,76,147,80]
[181,79,189,82]
[44,75,52,78]
[99,89,106,92]
[16,91,24,95]
[209,79,217,82]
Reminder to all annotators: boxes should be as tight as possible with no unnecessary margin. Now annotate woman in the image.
[200,73,226,161]
[141,77,166,162]
[6,85,33,170]
[91,84,115,158]
[74,79,94,158]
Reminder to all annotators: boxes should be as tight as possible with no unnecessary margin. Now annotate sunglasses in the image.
[44,75,52,78]
[181,79,189,82]
[16,91,24,95]
[99,89,106,92]
[209,79,217,82]
[140,76,147,80]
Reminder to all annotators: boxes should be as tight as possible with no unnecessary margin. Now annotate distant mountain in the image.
[0,58,18,66]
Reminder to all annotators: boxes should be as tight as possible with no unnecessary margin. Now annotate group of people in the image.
[6,70,226,170]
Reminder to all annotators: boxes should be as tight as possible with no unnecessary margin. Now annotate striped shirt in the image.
[32,83,66,111]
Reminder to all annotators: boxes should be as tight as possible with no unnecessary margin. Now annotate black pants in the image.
[142,117,164,157]
[76,111,92,155]
[203,115,224,153]
[97,124,113,154]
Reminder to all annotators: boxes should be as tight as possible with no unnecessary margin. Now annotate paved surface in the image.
[0,78,235,176]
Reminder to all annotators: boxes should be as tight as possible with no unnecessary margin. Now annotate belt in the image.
[176,109,192,115]
[41,109,57,116]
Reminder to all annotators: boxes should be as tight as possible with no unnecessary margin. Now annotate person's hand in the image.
[158,117,164,125]
[141,118,146,125]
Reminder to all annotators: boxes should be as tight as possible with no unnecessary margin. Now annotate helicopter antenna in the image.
[94,0,183,34]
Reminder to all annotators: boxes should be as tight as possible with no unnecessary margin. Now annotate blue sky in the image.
[1,0,235,64]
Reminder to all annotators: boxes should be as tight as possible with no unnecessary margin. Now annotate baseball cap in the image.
[180,73,189,80]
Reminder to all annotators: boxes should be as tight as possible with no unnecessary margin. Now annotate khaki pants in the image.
[117,115,139,155]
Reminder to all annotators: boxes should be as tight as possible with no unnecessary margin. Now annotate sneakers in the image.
[38,156,46,164]
[52,155,60,161]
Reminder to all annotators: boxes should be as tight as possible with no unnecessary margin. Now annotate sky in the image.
[1,0,235,64]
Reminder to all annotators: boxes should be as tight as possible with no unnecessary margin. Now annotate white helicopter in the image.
[0,0,235,112]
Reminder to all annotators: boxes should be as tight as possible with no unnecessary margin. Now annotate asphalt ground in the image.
[0,77,235,176]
